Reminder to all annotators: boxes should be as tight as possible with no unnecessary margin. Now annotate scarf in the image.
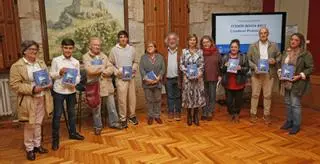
[203,47,218,56]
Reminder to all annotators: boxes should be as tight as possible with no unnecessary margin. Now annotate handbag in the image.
[85,81,100,109]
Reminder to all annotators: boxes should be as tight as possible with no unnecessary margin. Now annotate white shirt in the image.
[259,41,269,60]
[23,58,44,97]
[50,55,80,94]
[167,48,178,78]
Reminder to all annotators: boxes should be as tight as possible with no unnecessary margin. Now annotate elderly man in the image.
[247,27,280,124]
[164,32,182,121]
[83,37,123,135]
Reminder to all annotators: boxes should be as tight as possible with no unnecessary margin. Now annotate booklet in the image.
[33,69,51,88]
[257,59,269,73]
[91,59,103,65]
[122,66,132,80]
[281,64,295,81]
[187,64,198,79]
[62,68,78,85]
[146,71,157,80]
[227,58,239,73]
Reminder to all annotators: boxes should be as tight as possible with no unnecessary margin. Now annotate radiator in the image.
[0,79,12,116]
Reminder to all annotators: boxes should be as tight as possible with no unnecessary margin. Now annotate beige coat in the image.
[9,58,53,123]
[83,52,114,97]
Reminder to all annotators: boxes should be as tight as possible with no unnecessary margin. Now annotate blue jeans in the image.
[92,95,120,129]
[52,92,77,143]
[165,78,181,114]
[284,89,302,127]
[203,81,217,117]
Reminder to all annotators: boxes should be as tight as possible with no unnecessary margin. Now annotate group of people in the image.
[9,27,313,161]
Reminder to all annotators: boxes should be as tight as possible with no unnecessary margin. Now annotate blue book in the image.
[281,64,295,81]
[146,71,157,80]
[62,68,78,85]
[33,69,51,88]
[227,58,239,73]
[91,59,103,65]
[187,64,198,79]
[122,66,132,80]
[258,59,269,73]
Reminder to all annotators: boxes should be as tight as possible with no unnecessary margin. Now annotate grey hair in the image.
[164,32,179,47]
[259,27,269,34]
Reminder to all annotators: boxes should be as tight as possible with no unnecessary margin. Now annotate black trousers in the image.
[225,88,244,115]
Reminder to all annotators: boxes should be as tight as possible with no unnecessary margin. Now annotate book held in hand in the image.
[33,69,51,88]
[257,59,269,73]
[91,59,103,65]
[227,58,239,73]
[122,66,132,80]
[62,68,78,85]
[281,64,295,81]
[146,71,157,80]
[187,64,198,79]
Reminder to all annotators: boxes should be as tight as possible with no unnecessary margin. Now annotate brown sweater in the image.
[203,52,221,81]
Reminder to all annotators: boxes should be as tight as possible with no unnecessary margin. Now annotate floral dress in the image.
[180,48,206,109]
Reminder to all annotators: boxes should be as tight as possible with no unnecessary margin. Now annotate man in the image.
[109,30,139,128]
[50,39,84,151]
[164,32,182,121]
[83,37,123,135]
[247,27,280,124]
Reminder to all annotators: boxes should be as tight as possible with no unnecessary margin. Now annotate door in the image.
[0,0,21,70]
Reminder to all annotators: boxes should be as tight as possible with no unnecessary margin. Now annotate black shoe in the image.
[121,121,128,128]
[280,121,293,130]
[69,132,85,140]
[94,129,102,136]
[129,117,139,125]
[193,109,199,126]
[110,123,124,130]
[200,116,207,121]
[187,109,192,126]
[289,125,300,135]
[155,118,163,124]
[147,117,153,125]
[34,146,49,154]
[52,143,59,151]
[26,150,36,161]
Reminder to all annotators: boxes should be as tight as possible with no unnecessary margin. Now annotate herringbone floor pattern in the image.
[1,103,320,164]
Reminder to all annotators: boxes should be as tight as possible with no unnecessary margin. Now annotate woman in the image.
[221,39,249,123]
[200,35,221,121]
[140,41,166,125]
[9,40,53,160]
[180,34,206,126]
[279,33,313,135]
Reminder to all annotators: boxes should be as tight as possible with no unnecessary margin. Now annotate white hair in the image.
[164,32,179,47]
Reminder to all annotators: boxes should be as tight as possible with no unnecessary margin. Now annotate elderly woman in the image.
[200,35,221,121]
[279,33,313,135]
[220,39,249,123]
[10,40,52,160]
[180,34,206,126]
[140,41,166,125]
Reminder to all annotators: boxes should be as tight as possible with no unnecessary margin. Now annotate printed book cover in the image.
[187,64,198,79]
[227,58,239,73]
[91,59,103,65]
[62,68,78,85]
[258,59,269,73]
[281,64,295,81]
[146,71,157,80]
[33,69,51,88]
[122,66,132,80]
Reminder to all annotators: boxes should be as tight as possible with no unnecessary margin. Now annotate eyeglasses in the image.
[27,48,39,52]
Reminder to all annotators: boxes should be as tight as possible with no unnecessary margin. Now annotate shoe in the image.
[148,117,153,125]
[26,150,36,161]
[155,118,163,124]
[94,128,102,136]
[33,146,49,154]
[187,108,192,126]
[229,114,234,122]
[174,113,181,121]
[110,123,124,130]
[168,112,174,121]
[250,114,258,123]
[193,109,199,126]
[121,121,128,128]
[280,121,293,130]
[69,132,85,140]
[207,113,213,121]
[234,114,240,123]
[129,117,139,125]
[263,115,272,125]
[289,125,300,135]
[52,140,59,151]
[201,116,207,121]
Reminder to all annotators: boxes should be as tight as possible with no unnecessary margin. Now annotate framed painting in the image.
[39,0,128,64]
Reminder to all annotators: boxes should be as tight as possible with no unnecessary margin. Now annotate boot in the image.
[193,109,199,126]
[187,108,192,126]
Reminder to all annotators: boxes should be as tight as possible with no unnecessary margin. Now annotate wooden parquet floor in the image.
[1,103,320,164]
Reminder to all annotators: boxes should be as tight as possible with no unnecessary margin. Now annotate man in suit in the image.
[247,27,280,125]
